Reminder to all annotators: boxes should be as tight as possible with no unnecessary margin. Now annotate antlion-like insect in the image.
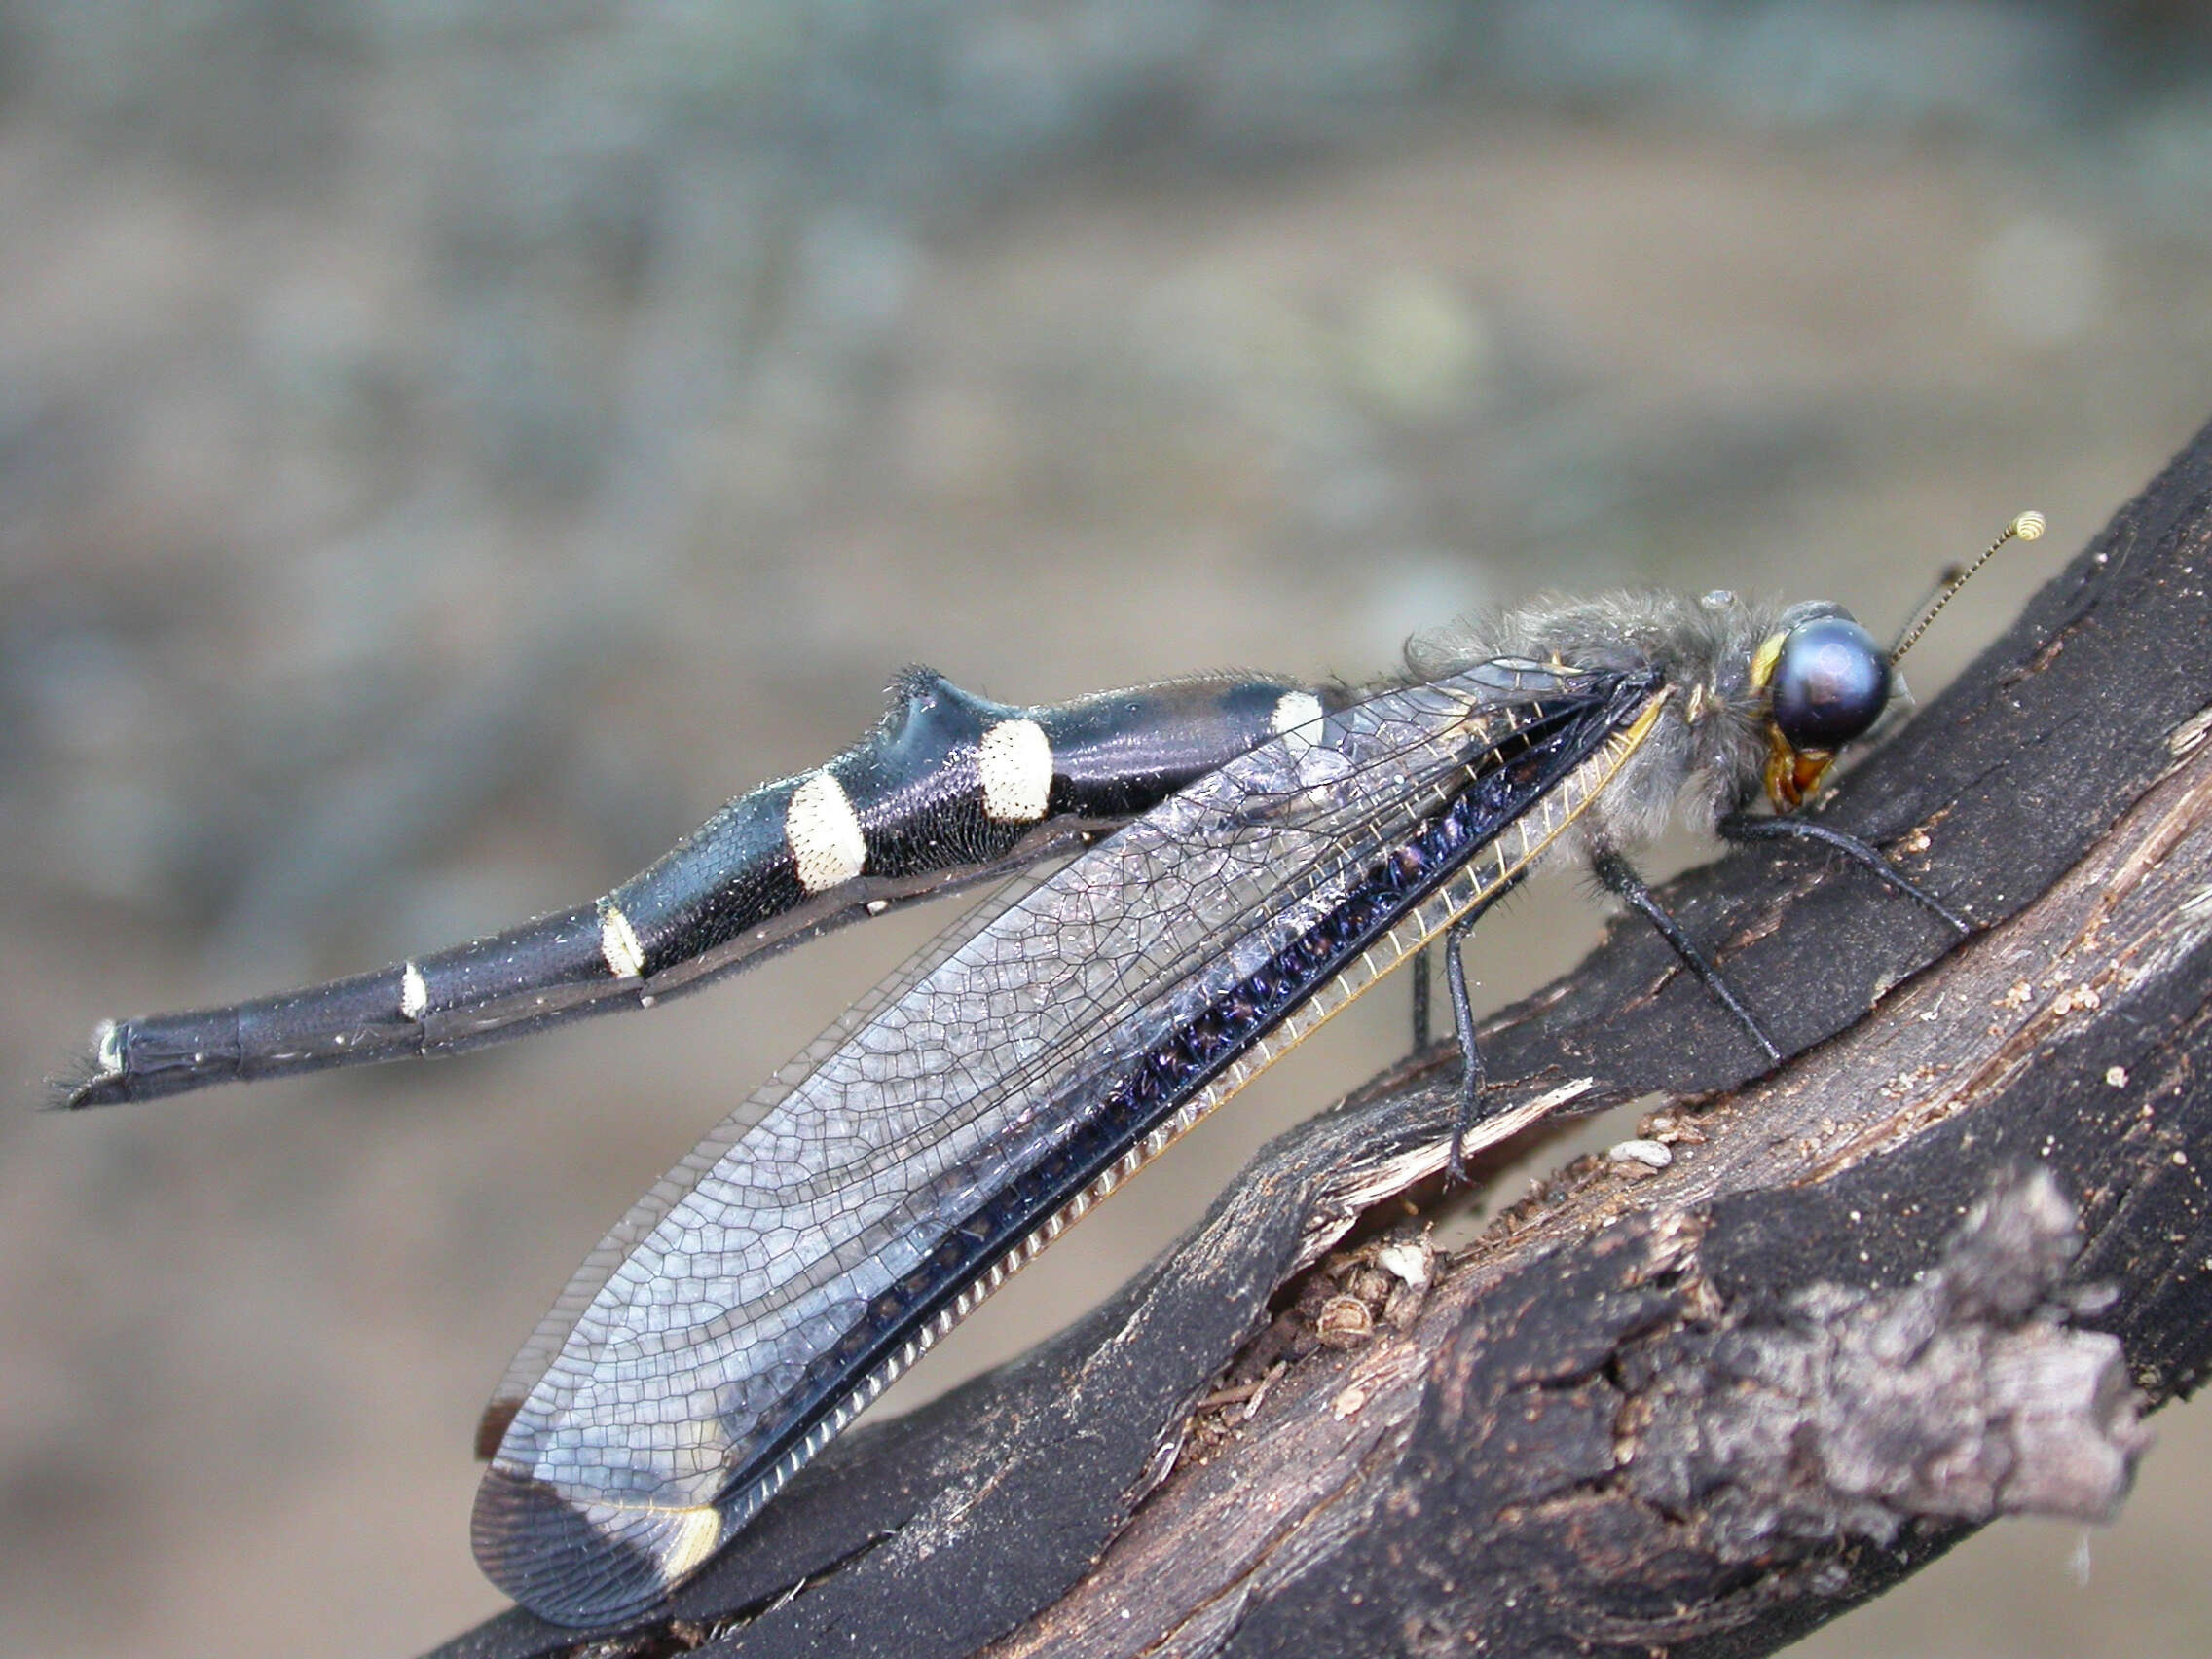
[57,513,2043,1626]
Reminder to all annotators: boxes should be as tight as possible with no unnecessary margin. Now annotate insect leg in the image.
[1409,945,1434,1053]
[1589,847,1782,1065]
[1442,915,1487,1185]
[1718,814,1971,934]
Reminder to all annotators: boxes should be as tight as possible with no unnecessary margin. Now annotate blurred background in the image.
[2,4,2209,1654]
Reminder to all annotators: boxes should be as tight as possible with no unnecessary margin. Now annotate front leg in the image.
[1718,814,1972,935]
[1590,847,1782,1066]
[1441,916,1486,1184]
[1410,945,1434,1054]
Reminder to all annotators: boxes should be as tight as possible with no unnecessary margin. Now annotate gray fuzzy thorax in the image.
[1405,590,1847,855]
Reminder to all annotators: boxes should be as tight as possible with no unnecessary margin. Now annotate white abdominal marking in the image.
[977,719,1053,822]
[599,904,647,980]
[1271,690,1326,751]
[787,771,868,892]
[399,961,428,1020]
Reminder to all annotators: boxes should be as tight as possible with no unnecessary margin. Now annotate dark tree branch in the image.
[426,416,2212,1659]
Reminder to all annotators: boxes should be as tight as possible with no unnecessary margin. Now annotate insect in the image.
[57,513,2042,1627]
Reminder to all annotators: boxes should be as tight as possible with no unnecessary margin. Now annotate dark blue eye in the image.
[1771,617,1890,751]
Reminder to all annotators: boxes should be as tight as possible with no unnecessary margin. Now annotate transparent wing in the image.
[475,659,1653,1623]
[475,866,1064,1451]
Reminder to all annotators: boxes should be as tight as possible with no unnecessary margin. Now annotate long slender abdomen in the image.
[57,668,1337,1109]
[65,906,608,1106]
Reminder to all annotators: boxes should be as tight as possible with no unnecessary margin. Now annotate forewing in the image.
[474,660,1643,1624]
[474,867,1062,1456]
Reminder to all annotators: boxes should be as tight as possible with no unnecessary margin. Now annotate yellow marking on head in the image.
[1749,631,1786,692]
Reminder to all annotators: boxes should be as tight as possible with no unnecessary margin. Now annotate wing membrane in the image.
[475,660,1663,1624]
[475,866,1064,1453]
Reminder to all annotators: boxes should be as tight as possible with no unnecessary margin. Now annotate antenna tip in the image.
[2012,510,2046,541]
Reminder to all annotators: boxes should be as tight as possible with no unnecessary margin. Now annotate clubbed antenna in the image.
[1891,511,2046,664]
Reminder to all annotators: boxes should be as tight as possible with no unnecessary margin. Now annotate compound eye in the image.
[1770,617,1891,751]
